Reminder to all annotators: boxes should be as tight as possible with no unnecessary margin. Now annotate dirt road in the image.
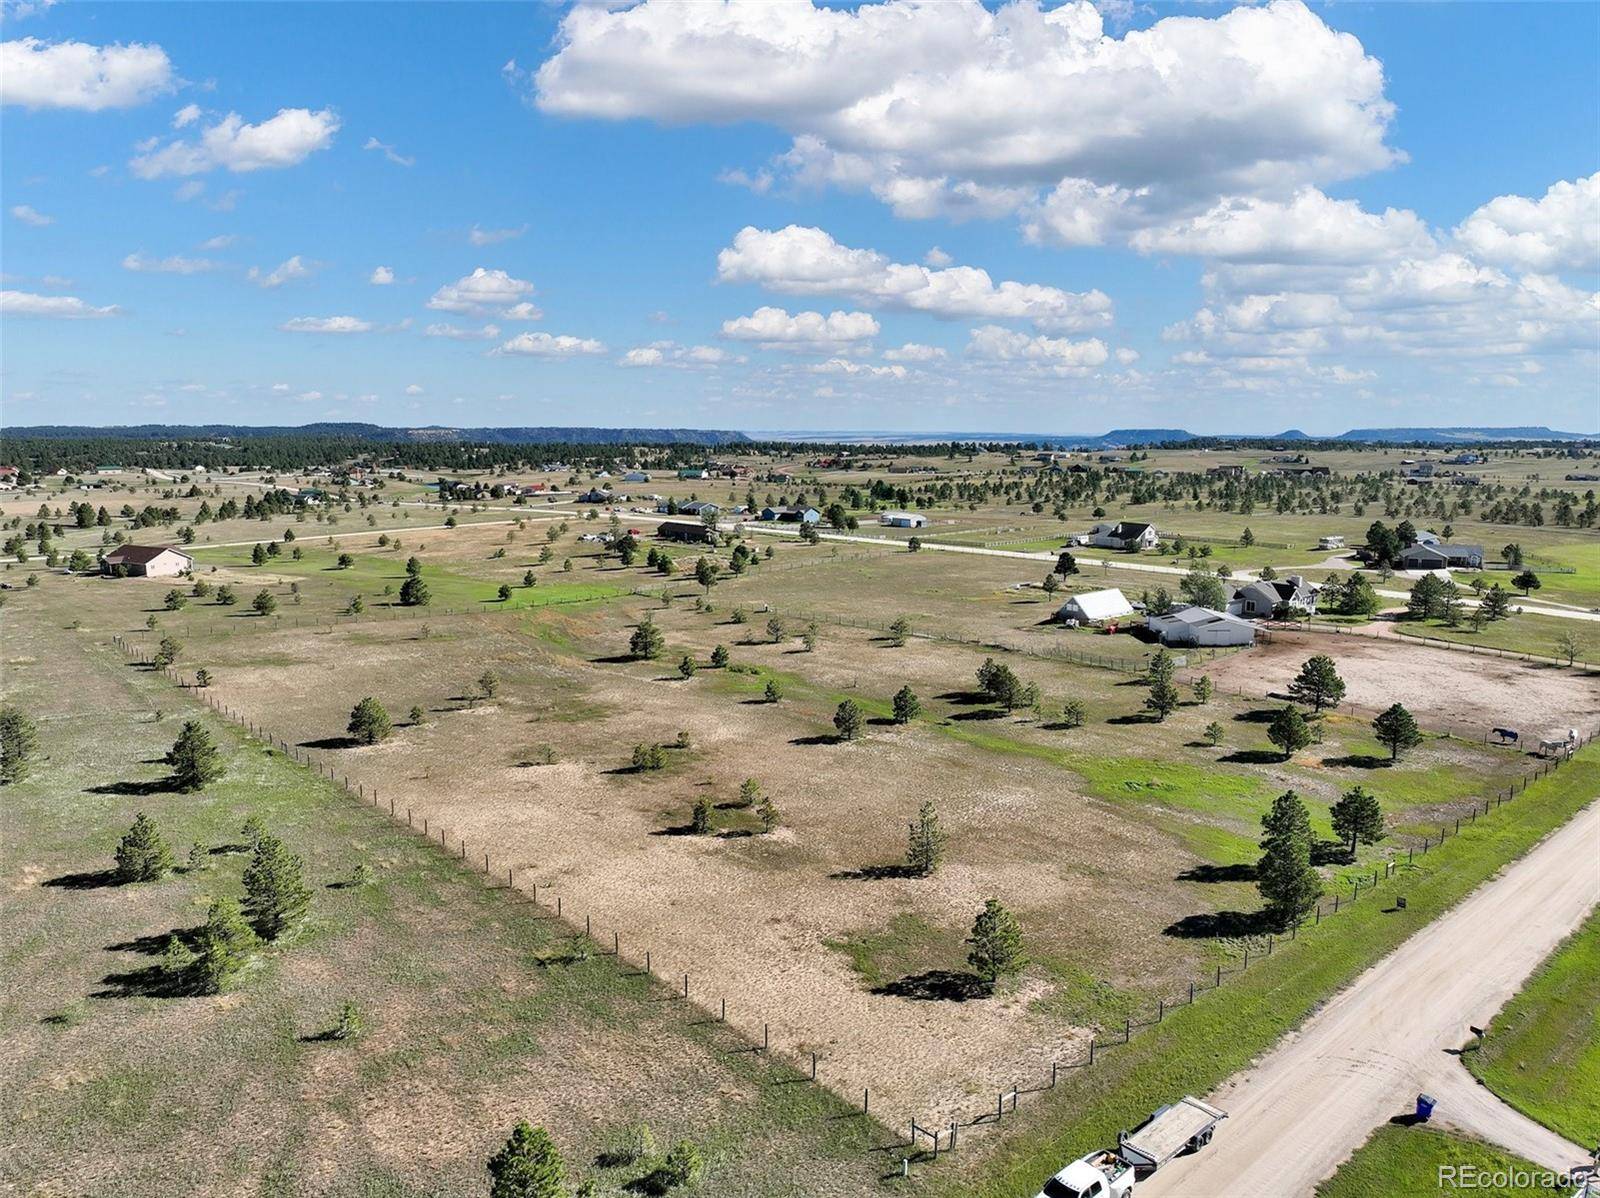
[1143,796,1600,1198]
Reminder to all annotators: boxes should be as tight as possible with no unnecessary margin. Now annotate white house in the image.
[1074,521,1159,551]
[1147,604,1257,647]
[101,545,194,578]
[1055,588,1134,624]
[879,510,928,528]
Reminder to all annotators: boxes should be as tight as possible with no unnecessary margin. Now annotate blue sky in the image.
[3,0,1597,435]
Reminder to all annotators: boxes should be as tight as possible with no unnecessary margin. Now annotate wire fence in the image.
[1266,620,1598,673]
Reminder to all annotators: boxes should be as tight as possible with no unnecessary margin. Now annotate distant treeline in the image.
[2,425,1595,478]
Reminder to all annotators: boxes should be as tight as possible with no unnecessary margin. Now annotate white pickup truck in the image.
[1034,1096,1227,1198]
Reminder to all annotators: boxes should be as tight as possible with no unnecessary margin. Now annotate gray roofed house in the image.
[1229,574,1319,619]
[1398,543,1484,570]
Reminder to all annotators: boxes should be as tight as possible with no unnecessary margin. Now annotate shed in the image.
[656,521,716,544]
[878,511,928,528]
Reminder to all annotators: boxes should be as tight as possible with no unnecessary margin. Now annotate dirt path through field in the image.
[1142,796,1600,1198]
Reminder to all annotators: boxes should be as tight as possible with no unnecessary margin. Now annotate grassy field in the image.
[1392,611,1600,665]
[1316,1125,1566,1197]
[0,607,891,1197]
[1466,908,1600,1146]
[920,745,1600,1197]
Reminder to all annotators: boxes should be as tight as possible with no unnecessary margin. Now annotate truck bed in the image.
[1119,1096,1227,1170]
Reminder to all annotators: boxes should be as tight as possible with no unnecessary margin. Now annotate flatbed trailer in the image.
[1117,1096,1228,1173]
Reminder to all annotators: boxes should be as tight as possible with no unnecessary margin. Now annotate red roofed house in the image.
[101,545,194,578]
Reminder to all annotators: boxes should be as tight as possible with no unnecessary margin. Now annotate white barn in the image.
[879,511,928,528]
[1146,604,1257,647]
[1055,588,1134,624]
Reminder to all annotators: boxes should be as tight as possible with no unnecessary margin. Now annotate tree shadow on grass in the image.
[830,863,917,881]
[949,709,1005,722]
[298,735,361,751]
[1221,749,1286,765]
[43,868,123,890]
[92,964,199,999]
[85,778,173,797]
[1234,708,1279,724]
[872,969,990,1002]
[1107,712,1161,726]
[590,653,639,665]
[1321,753,1390,769]
[1312,839,1352,866]
[790,733,842,746]
[936,689,991,706]
[1163,909,1275,939]
[1176,862,1256,884]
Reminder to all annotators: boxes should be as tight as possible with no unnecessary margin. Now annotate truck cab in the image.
[1035,1152,1134,1198]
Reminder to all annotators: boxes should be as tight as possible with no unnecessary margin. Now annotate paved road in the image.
[1142,795,1600,1198]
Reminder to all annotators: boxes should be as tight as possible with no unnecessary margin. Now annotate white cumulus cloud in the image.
[10,203,52,226]
[717,225,1111,331]
[721,305,879,350]
[130,107,340,178]
[248,255,311,288]
[1,37,174,110]
[279,315,373,334]
[428,267,536,314]
[123,251,218,274]
[535,0,1399,236]
[966,325,1110,370]
[369,265,395,285]
[1,289,121,318]
[468,224,528,246]
[497,331,607,357]
[425,322,502,341]
[1454,173,1600,274]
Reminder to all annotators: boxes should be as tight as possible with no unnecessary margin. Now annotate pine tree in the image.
[710,644,730,668]
[194,898,256,993]
[906,800,946,877]
[888,615,911,647]
[763,679,782,703]
[347,697,392,744]
[251,588,277,616]
[1287,654,1346,713]
[487,1121,569,1198]
[115,812,173,882]
[1330,786,1385,857]
[1144,648,1180,721]
[0,704,40,784]
[1480,584,1512,621]
[756,793,779,834]
[1373,703,1422,761]
[832,699,863,741]
[629,615,664,660]
[966,898,1027,987]
[168,720,223,791]
[241,832,312,941]
[399,575,431,607]
[891,685,921,724]
[1256,790,1322,928]
[691,795,712,835]
[1267,705,1313,759]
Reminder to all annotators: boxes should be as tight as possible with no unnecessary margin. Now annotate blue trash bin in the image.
[1416,1094,1436,1121]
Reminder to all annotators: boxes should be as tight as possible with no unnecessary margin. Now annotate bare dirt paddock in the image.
[192,611,1206,1130]
[1198,630,1600,742]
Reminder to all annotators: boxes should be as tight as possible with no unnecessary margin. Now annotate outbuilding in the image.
[1146,604,1257,647]
[656,520,717,544]
[1055,587,1134,624]
[101,545,194,578]
[878,510,928,528]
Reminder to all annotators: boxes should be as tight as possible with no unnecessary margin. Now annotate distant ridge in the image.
[761,426,1595,447]
[7,423,1594,447]
[7,422,751,446]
